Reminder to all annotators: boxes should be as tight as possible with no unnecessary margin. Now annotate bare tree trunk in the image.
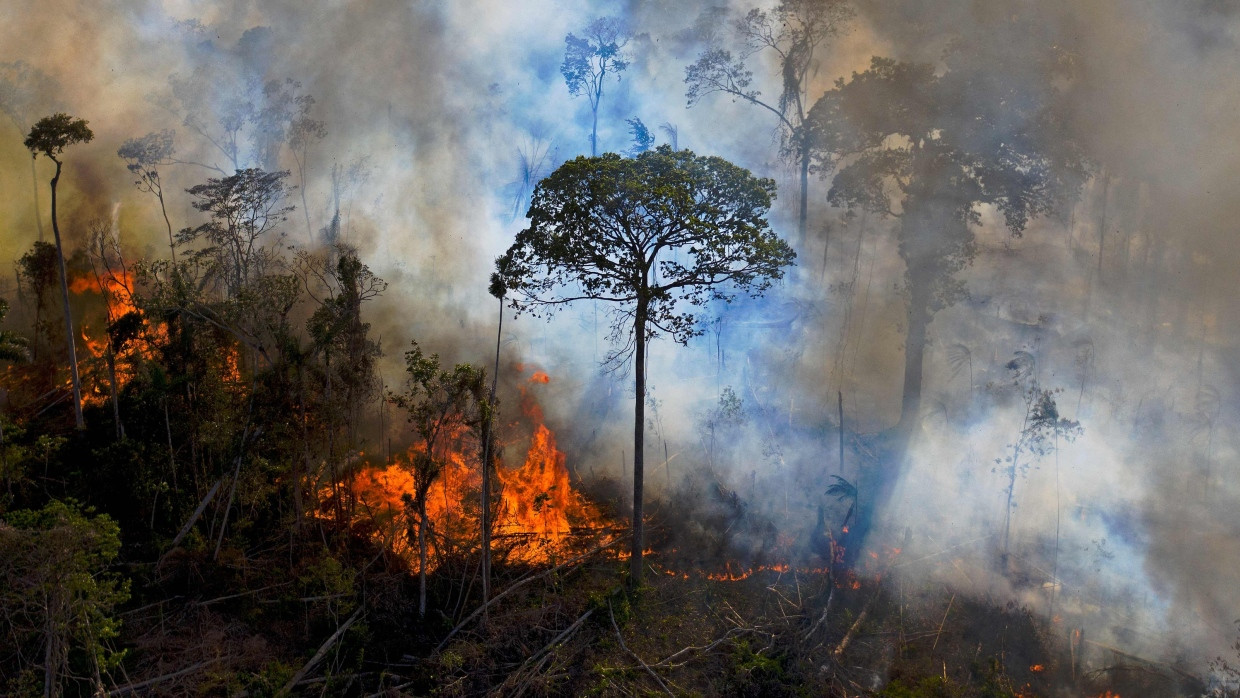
[799,145,811,252]
[31,157,44,242]
[590,97,599,157]
[837,391,844,475]
[480,296,503,614]
[629,298,648,586]
[156,185,176,264]
[48,158,84,430]
[1096,174,1110,282]
[897,299,929,439]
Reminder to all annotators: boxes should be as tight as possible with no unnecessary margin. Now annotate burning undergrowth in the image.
[328,369,616,575]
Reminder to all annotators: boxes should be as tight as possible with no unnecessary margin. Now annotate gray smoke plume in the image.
[0,0,1236,678]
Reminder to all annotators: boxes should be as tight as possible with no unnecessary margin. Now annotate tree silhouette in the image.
[25,113,94,429]
[808,55,1084,441]
[562,17,630,157]
[495,146,795,585]
[118,130,178,262]
[179,168,294,298]
[685,0,852,249]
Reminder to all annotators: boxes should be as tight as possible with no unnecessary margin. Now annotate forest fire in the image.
[344,371,612,573]
[68,270,164,406]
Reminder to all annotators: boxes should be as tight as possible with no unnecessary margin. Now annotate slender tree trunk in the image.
[837,391,845,475]
[629,298,648,586]
[897,298,929,439]
[296,150,314,243]
[799,146,811,252]
[31,157,44,242]
[480,296,503,613]
[48,159,84,430]
[1096,174,1110,281]
[156,185,176,264]
[591,105,599,158]
[44,602,57,698]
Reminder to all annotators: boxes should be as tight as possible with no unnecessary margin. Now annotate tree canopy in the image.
[807,54,1085,429]
[23,112,93,162]
[497,145,795,353]
[495,145,794,584]
[562,17,630,156]
[685,0,852,246]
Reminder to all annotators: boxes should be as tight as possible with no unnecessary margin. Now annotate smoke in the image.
[0,0,1237,676]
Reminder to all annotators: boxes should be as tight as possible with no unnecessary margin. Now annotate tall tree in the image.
[17,241,58,363]
[685,0,852,249]
[562,17,630,157]
[806,52,1084,544]
[625,117,655,157]
[25,113,94,430]
[0,299,29,363]
[118,130,178,262]
[494,146,795,585]
[808,55,1083,440]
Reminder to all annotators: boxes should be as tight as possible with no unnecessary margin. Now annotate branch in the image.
[160,478,222,560]
[434,536,624,652]
[610,599,674,696]
[109,658,225,695]
[278,606,363,696]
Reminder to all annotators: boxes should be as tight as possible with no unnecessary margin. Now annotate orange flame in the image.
[69,271,168,407]
[337,370,611,573]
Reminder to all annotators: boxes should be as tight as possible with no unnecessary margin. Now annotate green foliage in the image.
[17,241,59,351]
[879,676,965,698]
[390,344,487,480]
[809,52,1084,314]
[826,474,857,503]
[0,298,29,362]
[496,146,794,355]
[24,112,93,160]
[562,17,629,101]
[625,117,654,157]
[562,16,629,156]
[0,500,130,695]
[244,660,295,698]
[178,168,294,297]
[725,637,792,697]
[117,129,175,187]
